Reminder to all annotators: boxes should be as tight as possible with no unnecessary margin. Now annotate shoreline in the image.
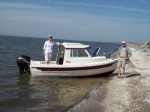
[67,43,150,112]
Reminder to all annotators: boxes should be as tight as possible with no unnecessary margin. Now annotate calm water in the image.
[0,35,120,112]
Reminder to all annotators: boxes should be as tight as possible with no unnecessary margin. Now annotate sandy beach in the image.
[68,44,150,112]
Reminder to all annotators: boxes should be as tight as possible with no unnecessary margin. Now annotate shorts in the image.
[117,57,126,68]
[45,52,52,62]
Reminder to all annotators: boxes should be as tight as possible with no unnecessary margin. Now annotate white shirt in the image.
[43,41,59,53]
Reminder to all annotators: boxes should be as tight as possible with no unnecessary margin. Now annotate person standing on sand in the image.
[43,35,60,64]
[111,41,132,78]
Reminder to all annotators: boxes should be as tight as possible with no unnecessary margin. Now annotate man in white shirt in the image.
[43,35,59,64]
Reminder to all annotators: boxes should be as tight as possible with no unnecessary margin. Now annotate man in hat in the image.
[43,35,60,64]
[111,41,132,78]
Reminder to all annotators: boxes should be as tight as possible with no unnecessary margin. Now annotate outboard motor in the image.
[16,55,31,74]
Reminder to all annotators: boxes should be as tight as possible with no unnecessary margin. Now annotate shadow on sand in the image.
[108,73,118,77]
[125,73,141,78]
[109,73,141,78]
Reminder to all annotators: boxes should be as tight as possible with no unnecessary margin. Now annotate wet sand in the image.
[68,47,150,112]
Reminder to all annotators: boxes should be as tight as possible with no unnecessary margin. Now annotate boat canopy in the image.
[61,43,91,49]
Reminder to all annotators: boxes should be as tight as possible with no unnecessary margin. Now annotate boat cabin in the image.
[56,43,106,65]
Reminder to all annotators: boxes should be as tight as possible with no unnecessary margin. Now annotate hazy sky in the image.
[0,0,150,42]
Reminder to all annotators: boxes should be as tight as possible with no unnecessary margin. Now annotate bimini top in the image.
[61,42,91,49]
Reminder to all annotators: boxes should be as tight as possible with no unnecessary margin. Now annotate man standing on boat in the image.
[43,35,60,64]
[111,41,132,78]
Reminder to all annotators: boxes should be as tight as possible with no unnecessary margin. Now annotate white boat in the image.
[28,43,118,77]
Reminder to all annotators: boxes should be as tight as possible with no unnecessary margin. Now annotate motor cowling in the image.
[16,55,31,74]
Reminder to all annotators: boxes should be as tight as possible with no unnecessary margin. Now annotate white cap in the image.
[48,35,52,38]
[122,41,126,44]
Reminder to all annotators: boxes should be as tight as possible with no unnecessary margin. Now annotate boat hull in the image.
[30,60,118,77]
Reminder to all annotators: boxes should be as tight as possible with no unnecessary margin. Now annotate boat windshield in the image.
[86,47,101,57]
[92,47,100,57]
[86,48,92,56]
[70,49,88,57]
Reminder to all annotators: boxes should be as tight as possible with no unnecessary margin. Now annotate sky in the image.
[0,0,150,42]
